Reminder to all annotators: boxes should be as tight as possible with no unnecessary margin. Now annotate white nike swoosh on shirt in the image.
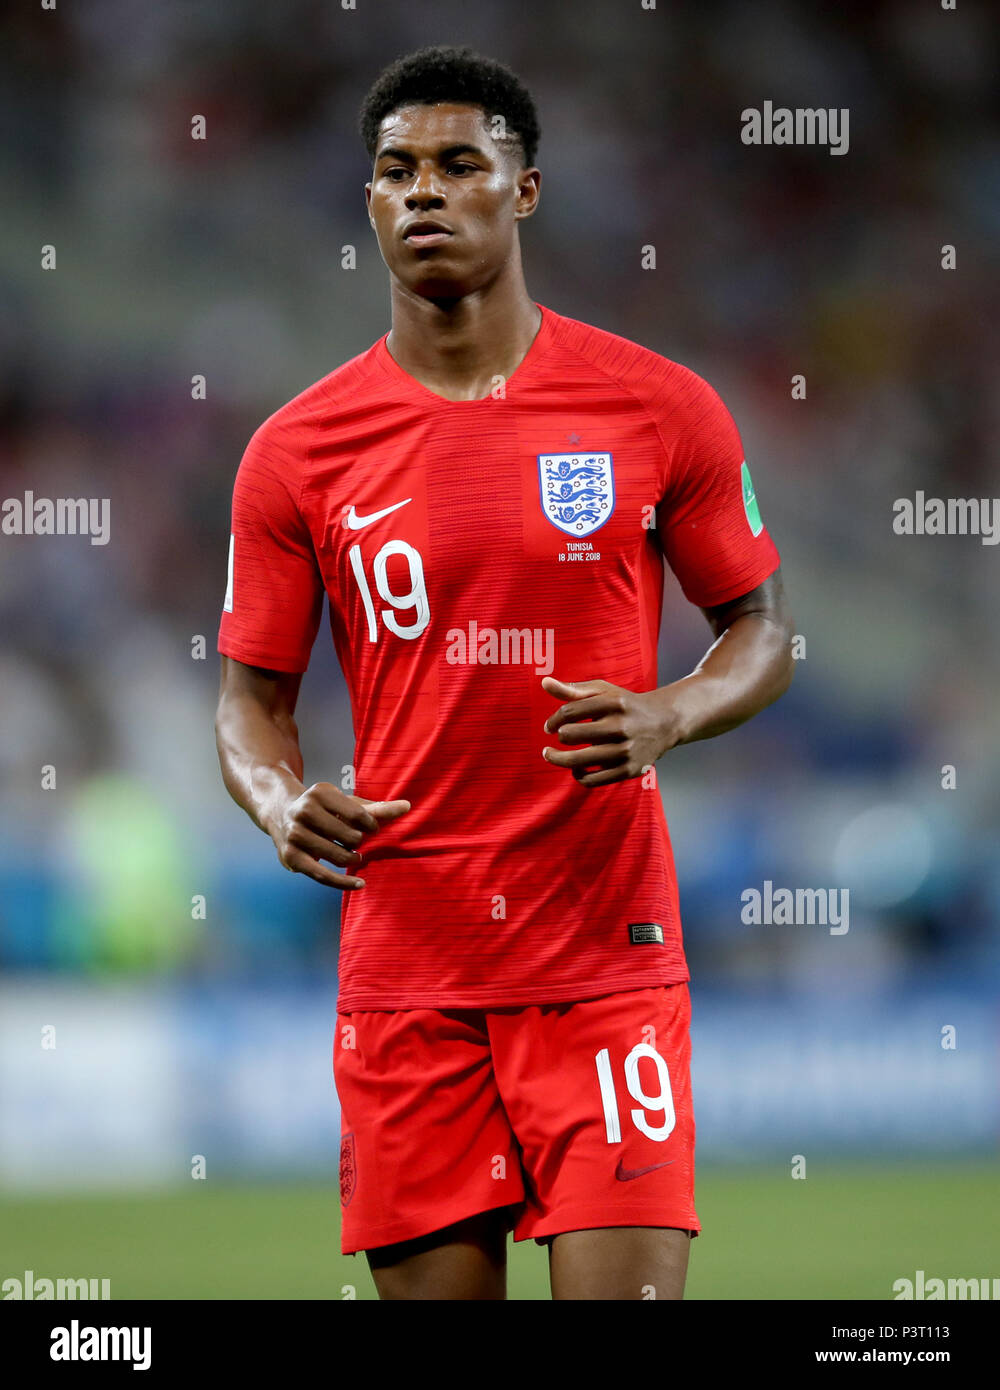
[345,499,412,529]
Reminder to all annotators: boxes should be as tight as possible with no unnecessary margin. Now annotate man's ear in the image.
[514,168,542,220]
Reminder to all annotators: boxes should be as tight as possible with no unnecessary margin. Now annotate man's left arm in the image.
[542,568,794,787]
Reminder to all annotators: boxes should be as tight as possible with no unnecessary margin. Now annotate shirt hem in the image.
[336,968,690,1014]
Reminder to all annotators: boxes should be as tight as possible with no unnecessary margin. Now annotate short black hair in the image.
[359,45,540,169]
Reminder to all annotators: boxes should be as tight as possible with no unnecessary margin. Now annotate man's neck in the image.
[385,272,542,402]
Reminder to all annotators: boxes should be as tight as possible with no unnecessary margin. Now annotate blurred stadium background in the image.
[1,1,997,1299]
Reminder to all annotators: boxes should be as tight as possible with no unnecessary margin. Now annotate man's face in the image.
[365,102,540,299]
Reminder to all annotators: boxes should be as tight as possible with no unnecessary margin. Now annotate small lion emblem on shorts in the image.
[339,1132,357,1207]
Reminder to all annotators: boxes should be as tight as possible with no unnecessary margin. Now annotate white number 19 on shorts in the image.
[594,1045,676,1143]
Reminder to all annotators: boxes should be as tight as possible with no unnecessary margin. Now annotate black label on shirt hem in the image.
[628,922,664,945]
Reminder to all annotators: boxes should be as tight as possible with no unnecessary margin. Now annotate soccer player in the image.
[215,45,794,1300]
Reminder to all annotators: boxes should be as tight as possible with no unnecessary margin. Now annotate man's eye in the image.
[384,168,410,181]
[448,163,475,175]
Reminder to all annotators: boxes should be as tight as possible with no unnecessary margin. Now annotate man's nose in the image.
[405,167,446,207]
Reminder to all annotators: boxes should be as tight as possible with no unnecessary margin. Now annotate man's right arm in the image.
[215,655,409,891]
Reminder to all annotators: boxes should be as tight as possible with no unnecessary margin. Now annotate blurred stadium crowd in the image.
[1,0,997,991]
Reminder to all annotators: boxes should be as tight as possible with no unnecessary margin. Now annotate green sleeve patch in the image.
[741,460,764,537]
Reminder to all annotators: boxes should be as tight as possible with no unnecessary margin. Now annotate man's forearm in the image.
[215,659,411,889]
[654,610,794,747]
[215,693,307,839]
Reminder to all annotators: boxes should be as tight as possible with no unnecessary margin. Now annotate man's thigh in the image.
[366,1211,512,1300]
[548,1226,693,1300]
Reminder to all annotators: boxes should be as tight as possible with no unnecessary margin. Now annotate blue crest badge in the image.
[537,452,615,537]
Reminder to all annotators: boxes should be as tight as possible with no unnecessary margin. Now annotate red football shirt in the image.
[218,303,780,1010]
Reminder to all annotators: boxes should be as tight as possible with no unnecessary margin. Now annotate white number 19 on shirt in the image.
[349,540,430,642]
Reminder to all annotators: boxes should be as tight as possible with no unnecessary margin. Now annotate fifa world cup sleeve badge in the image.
[741,460,764,537]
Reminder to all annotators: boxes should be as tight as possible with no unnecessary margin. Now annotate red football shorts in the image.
[333,983,699,1254]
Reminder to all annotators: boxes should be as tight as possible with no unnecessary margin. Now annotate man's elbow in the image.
[213,694,230,749]
[771,610,796,700]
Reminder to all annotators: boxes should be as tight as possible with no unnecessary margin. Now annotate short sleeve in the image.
[217,419,324,673]
[657,366,780,608]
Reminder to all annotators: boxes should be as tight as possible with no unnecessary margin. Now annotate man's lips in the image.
[402,222,453,247]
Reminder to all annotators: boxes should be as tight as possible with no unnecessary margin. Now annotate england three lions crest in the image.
[537,453,615,537]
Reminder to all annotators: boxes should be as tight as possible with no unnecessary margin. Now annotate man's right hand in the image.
[267,782,411,890]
